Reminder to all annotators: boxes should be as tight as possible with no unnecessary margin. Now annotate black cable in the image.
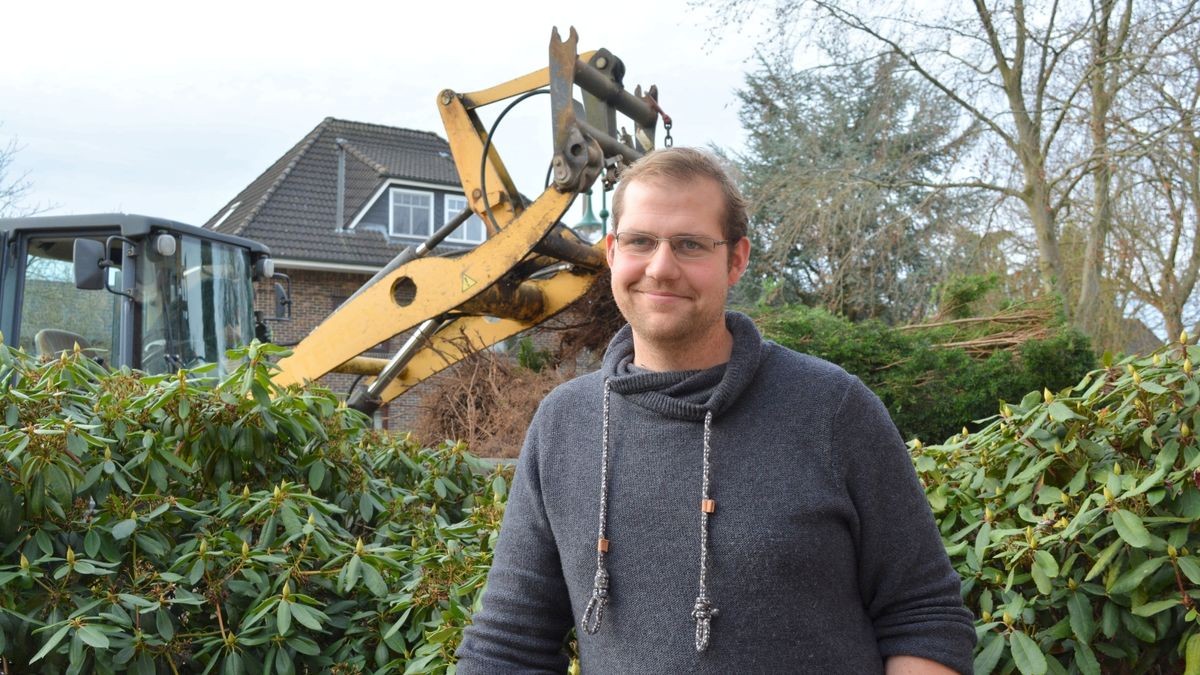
[480,89,550,231]
[347,374,366,397]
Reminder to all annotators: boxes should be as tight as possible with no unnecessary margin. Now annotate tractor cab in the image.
[0,214,278,376]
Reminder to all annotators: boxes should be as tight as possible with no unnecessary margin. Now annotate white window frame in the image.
[443,194,487,244]
[388,188,433,238]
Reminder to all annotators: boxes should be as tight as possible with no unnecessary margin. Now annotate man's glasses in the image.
[613,232,729,260]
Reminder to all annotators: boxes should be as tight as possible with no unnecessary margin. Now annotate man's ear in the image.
[605,232,617,266]
[727,236,750,286]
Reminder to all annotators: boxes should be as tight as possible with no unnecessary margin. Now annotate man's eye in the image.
[676,238,706,251]
[625,235,655,248]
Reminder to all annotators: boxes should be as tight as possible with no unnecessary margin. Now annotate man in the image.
[456,148,975,673]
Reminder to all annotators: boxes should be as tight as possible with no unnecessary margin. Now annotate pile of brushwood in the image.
[914,335,1200,674]
[0,339,508,674]
[753,302,1096,443]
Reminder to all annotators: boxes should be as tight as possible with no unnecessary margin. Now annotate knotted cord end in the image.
[692,596,718,651]
[581,567,611,634]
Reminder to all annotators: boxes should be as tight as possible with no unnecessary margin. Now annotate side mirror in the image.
[73,239,106,290]
[273,272,292,320]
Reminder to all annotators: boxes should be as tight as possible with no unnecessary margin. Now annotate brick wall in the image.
[254,268,428,431]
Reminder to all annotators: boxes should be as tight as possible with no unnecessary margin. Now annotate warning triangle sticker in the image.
[461,272,477,292]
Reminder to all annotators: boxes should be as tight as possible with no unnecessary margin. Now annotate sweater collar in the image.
[601,311,764,421]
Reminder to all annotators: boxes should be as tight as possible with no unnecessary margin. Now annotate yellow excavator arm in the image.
[272,27,666,413]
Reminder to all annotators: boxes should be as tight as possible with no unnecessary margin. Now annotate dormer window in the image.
[389,188,433,237]
[444,195,486,243]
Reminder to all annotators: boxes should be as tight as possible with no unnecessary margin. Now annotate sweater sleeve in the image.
[455,406,574,674]
[831,378,977,675]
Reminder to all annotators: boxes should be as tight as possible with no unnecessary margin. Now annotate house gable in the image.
[204,118,478,269]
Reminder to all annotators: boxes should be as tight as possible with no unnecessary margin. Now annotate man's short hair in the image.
[610,147,748,243]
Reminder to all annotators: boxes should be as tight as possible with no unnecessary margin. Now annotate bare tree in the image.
[705,0,1197,337]
[1109,19,1200,340]
[0,133,44,218]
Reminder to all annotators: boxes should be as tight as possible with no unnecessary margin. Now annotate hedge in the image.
[752,304,1096,444]
[0,339,505,674]
[915,336,1200,673]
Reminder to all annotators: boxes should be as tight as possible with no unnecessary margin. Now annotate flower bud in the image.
[1104,486,1115,502]
[1183,329,1190,344]
[355,538,366,556]
[242,485,250,499]
[1169,545,1179,558]
[1056,517,1069,529]
[984,506,994,522]
[1183,423,1191,438]
[20,553,29,570]
[1186,358,1194,375]
[962,426,970,439]
[982,610,993,622]
[66,547,76,565]
[241,540,250,558]
[281,581,291,601]
[1001,403,1013,418]
[1003,612,1013,626]
[199,539,207,556]
[1068,578,1078,590]
[307,513,315,526]
[1044,388,1054,403]
[1114,462,1122,476]
[1153,354,1162,366]
[273,485,281,499]
[1060,492,1071,505]
[911,439,923,451]
[104,448,112,461]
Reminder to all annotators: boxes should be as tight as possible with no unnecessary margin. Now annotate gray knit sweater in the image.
[456,312,976,674]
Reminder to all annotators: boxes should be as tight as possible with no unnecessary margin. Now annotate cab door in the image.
[8,232,125,368]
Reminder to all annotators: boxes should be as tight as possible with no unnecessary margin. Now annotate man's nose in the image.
[644,241,682,279]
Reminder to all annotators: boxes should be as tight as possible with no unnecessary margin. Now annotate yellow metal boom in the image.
[273,27,664,413]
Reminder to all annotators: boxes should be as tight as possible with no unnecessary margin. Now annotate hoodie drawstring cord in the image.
[693,410,717,651]
[585,383,718,651]
[582,380,613,635]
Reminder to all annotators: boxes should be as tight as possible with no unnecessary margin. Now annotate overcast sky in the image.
[1,0,763,226]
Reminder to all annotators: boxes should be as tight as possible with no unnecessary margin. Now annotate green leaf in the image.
[1140,381,1169,395]
[1048,401,1080,422]
[1031,561,1052,595]
[308,462,326,491]
[111,519,137,540]
[1185,633,1200,675]
[974,633,1005,675]
[1074,641,1100,675]
[361,560,388,597]
[1132,598,1179,617]
[77,624,110,649]
[1179,557,1200,585]
[1033,550,1059,578]
[30,624,72,662]
[1068,592,1095,644]
[1085,539,1123,581]
[156,607,174,640]
[287,603,324,632]
[276,600,292,635]
[975,522,992,563]
[1009,631,1048,675]
[1112,510,1151,548]
[343,554,362,592]
[1111,556,1168,595]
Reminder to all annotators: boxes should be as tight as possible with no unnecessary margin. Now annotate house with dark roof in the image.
[206,117,488,428]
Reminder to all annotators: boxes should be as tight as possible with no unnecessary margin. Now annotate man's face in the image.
[605,177,750,350]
